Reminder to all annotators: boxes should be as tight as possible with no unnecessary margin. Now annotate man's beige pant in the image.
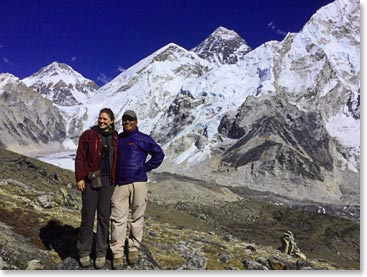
[110,182,147,258]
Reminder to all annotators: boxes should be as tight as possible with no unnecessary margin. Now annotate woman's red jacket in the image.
[75,127,118,184]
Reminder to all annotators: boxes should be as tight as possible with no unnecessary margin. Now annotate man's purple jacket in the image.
[116,127,164,185]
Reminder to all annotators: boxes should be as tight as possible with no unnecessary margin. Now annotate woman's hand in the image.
[77,180,86,191]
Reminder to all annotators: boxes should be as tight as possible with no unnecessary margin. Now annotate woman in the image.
[75,108,118,269]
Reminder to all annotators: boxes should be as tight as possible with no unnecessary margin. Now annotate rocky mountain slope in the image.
[0,148,359,270]
[0,74,66,155]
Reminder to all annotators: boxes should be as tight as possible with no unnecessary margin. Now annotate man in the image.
[110,110,165,269]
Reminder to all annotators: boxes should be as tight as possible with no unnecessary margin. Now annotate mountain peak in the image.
[47,61,74,71]
[27,61,82,80]
[211,26,241,39]
[152,43,187,59]
[113,42,210,77]
[0,73,19,83]
[22,62,99,106]
[192,26,252,66]
[0,73,20,93]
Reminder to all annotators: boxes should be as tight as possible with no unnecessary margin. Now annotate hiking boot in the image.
[112,257,123,270]
[79,256,90,268]
[95,257,106,269]
[127,249,139,265]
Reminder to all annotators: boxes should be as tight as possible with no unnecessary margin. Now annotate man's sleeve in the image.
[145,137,165,172]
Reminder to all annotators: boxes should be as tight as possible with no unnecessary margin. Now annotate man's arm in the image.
[145,137,165,172]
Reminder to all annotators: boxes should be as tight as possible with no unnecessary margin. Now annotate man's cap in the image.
[122,110,137,120]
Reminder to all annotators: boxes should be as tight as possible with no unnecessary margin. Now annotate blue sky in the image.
[0,0,335,86]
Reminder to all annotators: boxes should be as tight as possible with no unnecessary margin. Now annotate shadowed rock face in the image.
[218,96,333,182]
[346,90,360,120]
[152,90,202,144]
[0,79,66,153]
[37,83,81,106]
[192,27,252,65]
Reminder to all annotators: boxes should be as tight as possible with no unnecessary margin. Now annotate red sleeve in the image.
[75,131,89,182]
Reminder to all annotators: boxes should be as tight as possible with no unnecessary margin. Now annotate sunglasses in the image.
[122,115,137,122]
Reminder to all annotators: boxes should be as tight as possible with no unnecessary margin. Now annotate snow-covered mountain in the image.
[0,0,359,206]
[77,43,213,136]
[192,26,252,65]
[22,62,99,106]
[150,0,360,204]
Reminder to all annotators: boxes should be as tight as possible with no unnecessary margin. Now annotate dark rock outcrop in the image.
[218,96,333,181]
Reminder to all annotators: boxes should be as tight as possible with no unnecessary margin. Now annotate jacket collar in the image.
[122,127,139,136]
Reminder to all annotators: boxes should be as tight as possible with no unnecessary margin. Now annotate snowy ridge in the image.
[0,73,19,94]
[81,43,213,135]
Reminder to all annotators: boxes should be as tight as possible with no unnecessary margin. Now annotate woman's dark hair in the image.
[99,108,115,130]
